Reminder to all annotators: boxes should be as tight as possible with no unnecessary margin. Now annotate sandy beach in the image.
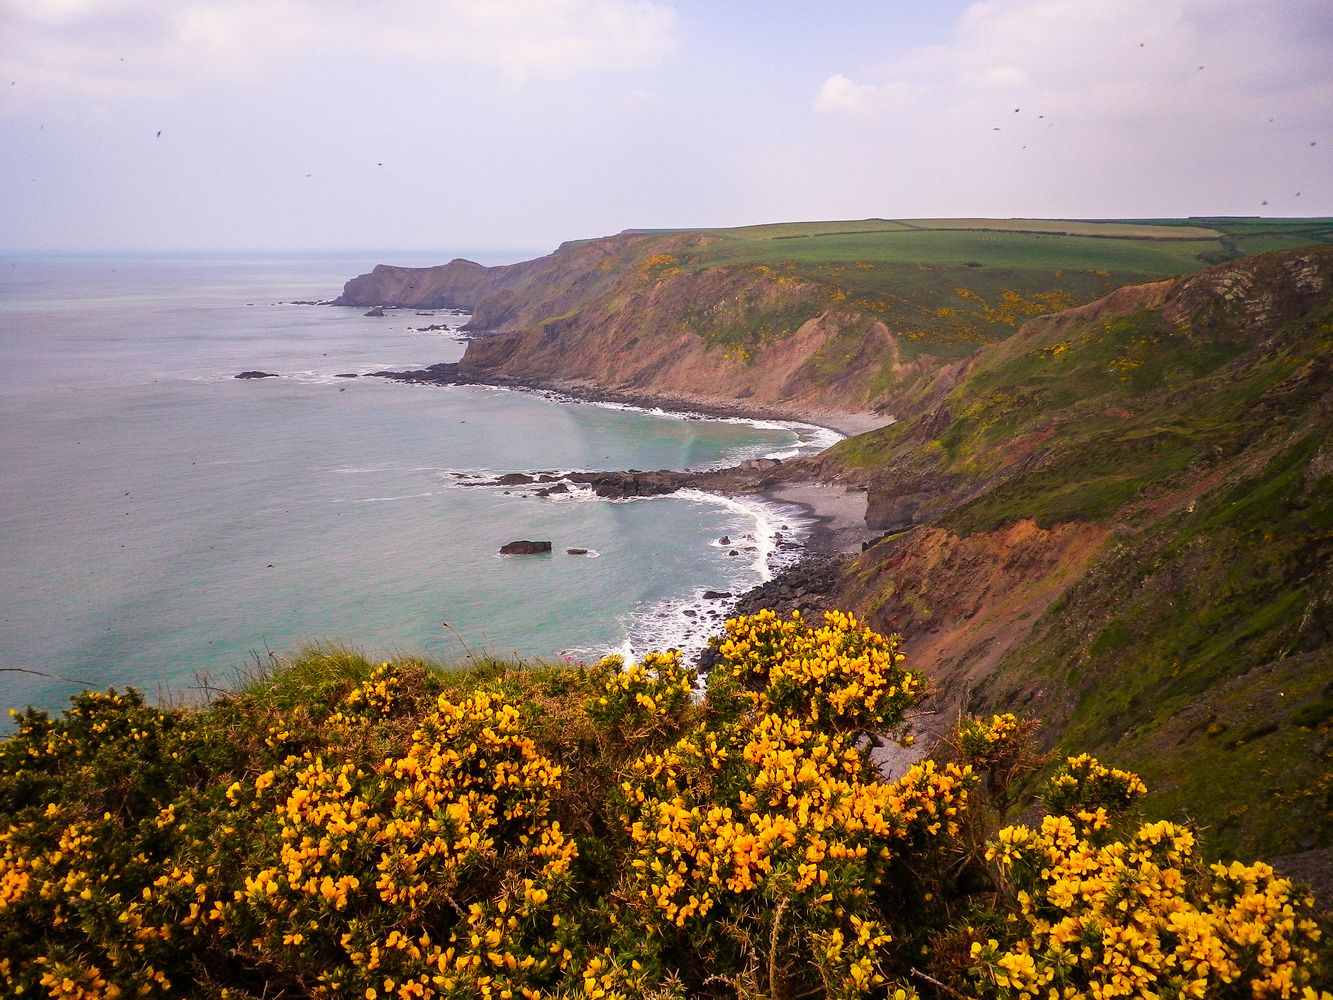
[760,480,872,555]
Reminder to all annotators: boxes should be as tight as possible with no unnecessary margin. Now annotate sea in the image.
[0,252,838,721]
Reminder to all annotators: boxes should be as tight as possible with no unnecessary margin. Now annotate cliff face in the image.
[815,247,1333,860]
[457,264,914,420]
[333,258,535,310]
[337,232,1333,861]
[334,223,1198,422]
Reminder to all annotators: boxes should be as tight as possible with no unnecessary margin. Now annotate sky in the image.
[2,0,1331,255]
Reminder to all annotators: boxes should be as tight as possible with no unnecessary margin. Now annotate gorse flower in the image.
[978,807,1326,1000]
[0,618,1327,998]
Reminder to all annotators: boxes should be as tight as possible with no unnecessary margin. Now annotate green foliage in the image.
[3,615,1329,998]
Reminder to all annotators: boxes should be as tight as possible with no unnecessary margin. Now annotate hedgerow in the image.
[1,612,1327,998]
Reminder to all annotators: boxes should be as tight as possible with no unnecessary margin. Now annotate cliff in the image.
[339,224,1333,861]
[808,246,1333,861]
[339,218,1302,423]
[333,256,535,310]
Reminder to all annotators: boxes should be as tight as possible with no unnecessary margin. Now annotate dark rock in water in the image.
[500,540,552,555]
[535,483,570,497]
[718,536,730,545]
[495,473,535,486]
[575,470,685,499]
[566,547,589,555]
[683,609,697,618]
[235,371,278,379]
[364,306,385,317]
[702,590,732,600]
[729,549,739,556]
[335,373,360,378]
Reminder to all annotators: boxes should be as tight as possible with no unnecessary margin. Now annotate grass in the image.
[688,228,1221,274]
[979,423,1333,858]
[652,220,1321,367]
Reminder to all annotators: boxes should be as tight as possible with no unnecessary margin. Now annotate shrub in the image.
[1,616,1327,999]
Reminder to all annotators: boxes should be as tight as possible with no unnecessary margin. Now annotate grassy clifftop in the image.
[341,218,1331,420]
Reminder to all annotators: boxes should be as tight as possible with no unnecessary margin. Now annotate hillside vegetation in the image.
[811,247,1333,864]
[334,230,1333,864]
[3,618,1328,998]
[338,218,1332,422]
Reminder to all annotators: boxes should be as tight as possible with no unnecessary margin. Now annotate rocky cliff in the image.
[337,220,1246,424]
[808,246,1333,862]
[339,227,1333,863]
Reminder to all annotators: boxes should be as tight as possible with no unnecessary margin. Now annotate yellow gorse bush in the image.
[977,810,1326,1000]
[712,609,924,734]
[1,616,1327,998]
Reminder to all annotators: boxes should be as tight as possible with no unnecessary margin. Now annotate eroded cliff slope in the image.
[815,247,1333,860]
[339,219,1293,422]
[339,225,1333,862]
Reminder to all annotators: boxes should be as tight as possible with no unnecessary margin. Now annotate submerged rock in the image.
[235,371,278,379]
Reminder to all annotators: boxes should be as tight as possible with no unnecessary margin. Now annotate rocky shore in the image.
[366,361,892,439]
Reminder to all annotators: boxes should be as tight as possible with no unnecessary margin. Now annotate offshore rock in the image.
[500,540,552,555]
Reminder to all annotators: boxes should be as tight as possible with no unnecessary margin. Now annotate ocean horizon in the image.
[0,252,835,721]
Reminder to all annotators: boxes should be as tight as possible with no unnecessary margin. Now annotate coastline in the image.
[368,361,894,439]
[757,480,871,556]
[362,356,878,660]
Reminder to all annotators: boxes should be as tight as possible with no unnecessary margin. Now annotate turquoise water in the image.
[0,253,830,718]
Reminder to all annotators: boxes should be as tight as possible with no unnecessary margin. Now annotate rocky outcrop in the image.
[337,232,940,421]
[499,540,552,555]
[335,259,520,310]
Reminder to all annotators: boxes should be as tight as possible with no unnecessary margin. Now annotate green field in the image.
[624,217,1333,362]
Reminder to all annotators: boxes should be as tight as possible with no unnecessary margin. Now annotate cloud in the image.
[813,74,925,115]
[617,87,658,113]
[0,0,679,103]
[815,0,1333,125]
